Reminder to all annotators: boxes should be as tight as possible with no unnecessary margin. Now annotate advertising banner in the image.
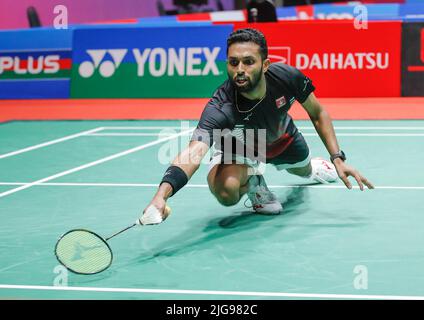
[400,4,424,21]
[0,28,72,99]
[277,4,401,21]
[71,25,232,98]
[401,22,424,96]
[234,21,401,97]
[315,4,400,21]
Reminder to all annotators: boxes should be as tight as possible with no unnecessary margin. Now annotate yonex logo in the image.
[79,49,127,78]
[243,113,253,121]
[133,47,220,77]
[79,47,221,78]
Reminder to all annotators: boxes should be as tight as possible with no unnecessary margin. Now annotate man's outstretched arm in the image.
[141,140,210,222]
[301,92,374,191]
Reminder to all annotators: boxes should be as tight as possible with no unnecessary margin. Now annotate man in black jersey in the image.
[139,28,374,222]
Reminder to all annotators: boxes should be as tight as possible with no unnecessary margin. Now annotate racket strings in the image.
[55,230,112,274]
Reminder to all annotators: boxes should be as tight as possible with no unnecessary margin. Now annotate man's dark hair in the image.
[226,28,268,61]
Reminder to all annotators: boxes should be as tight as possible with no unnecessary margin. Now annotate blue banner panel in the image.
[314,4,400,21]
[0,80,70,99]
[276,7,297,20]
[0,28,72,50]
[277,3,402,21]
[400,4,424,21]
[314,4,356,19]
[364,4,401,20]
[0,28,72,99]
[72,25,230,64]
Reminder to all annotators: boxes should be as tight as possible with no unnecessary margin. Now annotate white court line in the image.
[88,133,185,137]
[0,127,104,160]
[0,284,422,300]
[88,133,424,137]
[0,128,194,199]
[0,182,423,190]
[300,127,424,130]
[101,126,189,130]
[302,133,424,137]
[102,126,424,131]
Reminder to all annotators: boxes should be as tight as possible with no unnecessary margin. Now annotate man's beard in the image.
[230,66,263,93]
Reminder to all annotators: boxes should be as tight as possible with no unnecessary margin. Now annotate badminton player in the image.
[141,28,374,221]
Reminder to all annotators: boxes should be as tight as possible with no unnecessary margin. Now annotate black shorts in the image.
[208,132,311,174]
[266,132,311,170]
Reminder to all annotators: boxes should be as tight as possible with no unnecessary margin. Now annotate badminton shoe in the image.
[245,175,283,214]
[310,157,338,184]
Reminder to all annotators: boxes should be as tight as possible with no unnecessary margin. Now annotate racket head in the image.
[55,229,113,275]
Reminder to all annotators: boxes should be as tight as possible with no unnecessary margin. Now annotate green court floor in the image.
[0,120,423,300]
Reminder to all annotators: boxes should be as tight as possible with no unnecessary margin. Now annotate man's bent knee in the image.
[216,191,240,206]
[208,164,248,207]
[214,177,243,206]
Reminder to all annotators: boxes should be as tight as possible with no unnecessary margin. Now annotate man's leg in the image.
[286,159,339,184]
[207,163,283,214]
[271,132,337,183]
[206,150,283,213]
[286,162,312,177]
[282,158,338,184]
[207,163,251,206]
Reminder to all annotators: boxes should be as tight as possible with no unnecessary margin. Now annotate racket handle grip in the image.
[137,205,171,225]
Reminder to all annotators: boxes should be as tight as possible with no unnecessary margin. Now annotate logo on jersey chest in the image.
[275,96,287,109]
[243,112,253,121]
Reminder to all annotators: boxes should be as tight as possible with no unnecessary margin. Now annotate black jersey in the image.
[190,63,315,161]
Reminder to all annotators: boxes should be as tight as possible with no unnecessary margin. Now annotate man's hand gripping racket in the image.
[54,203,171,275]
[138,200,171,225]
